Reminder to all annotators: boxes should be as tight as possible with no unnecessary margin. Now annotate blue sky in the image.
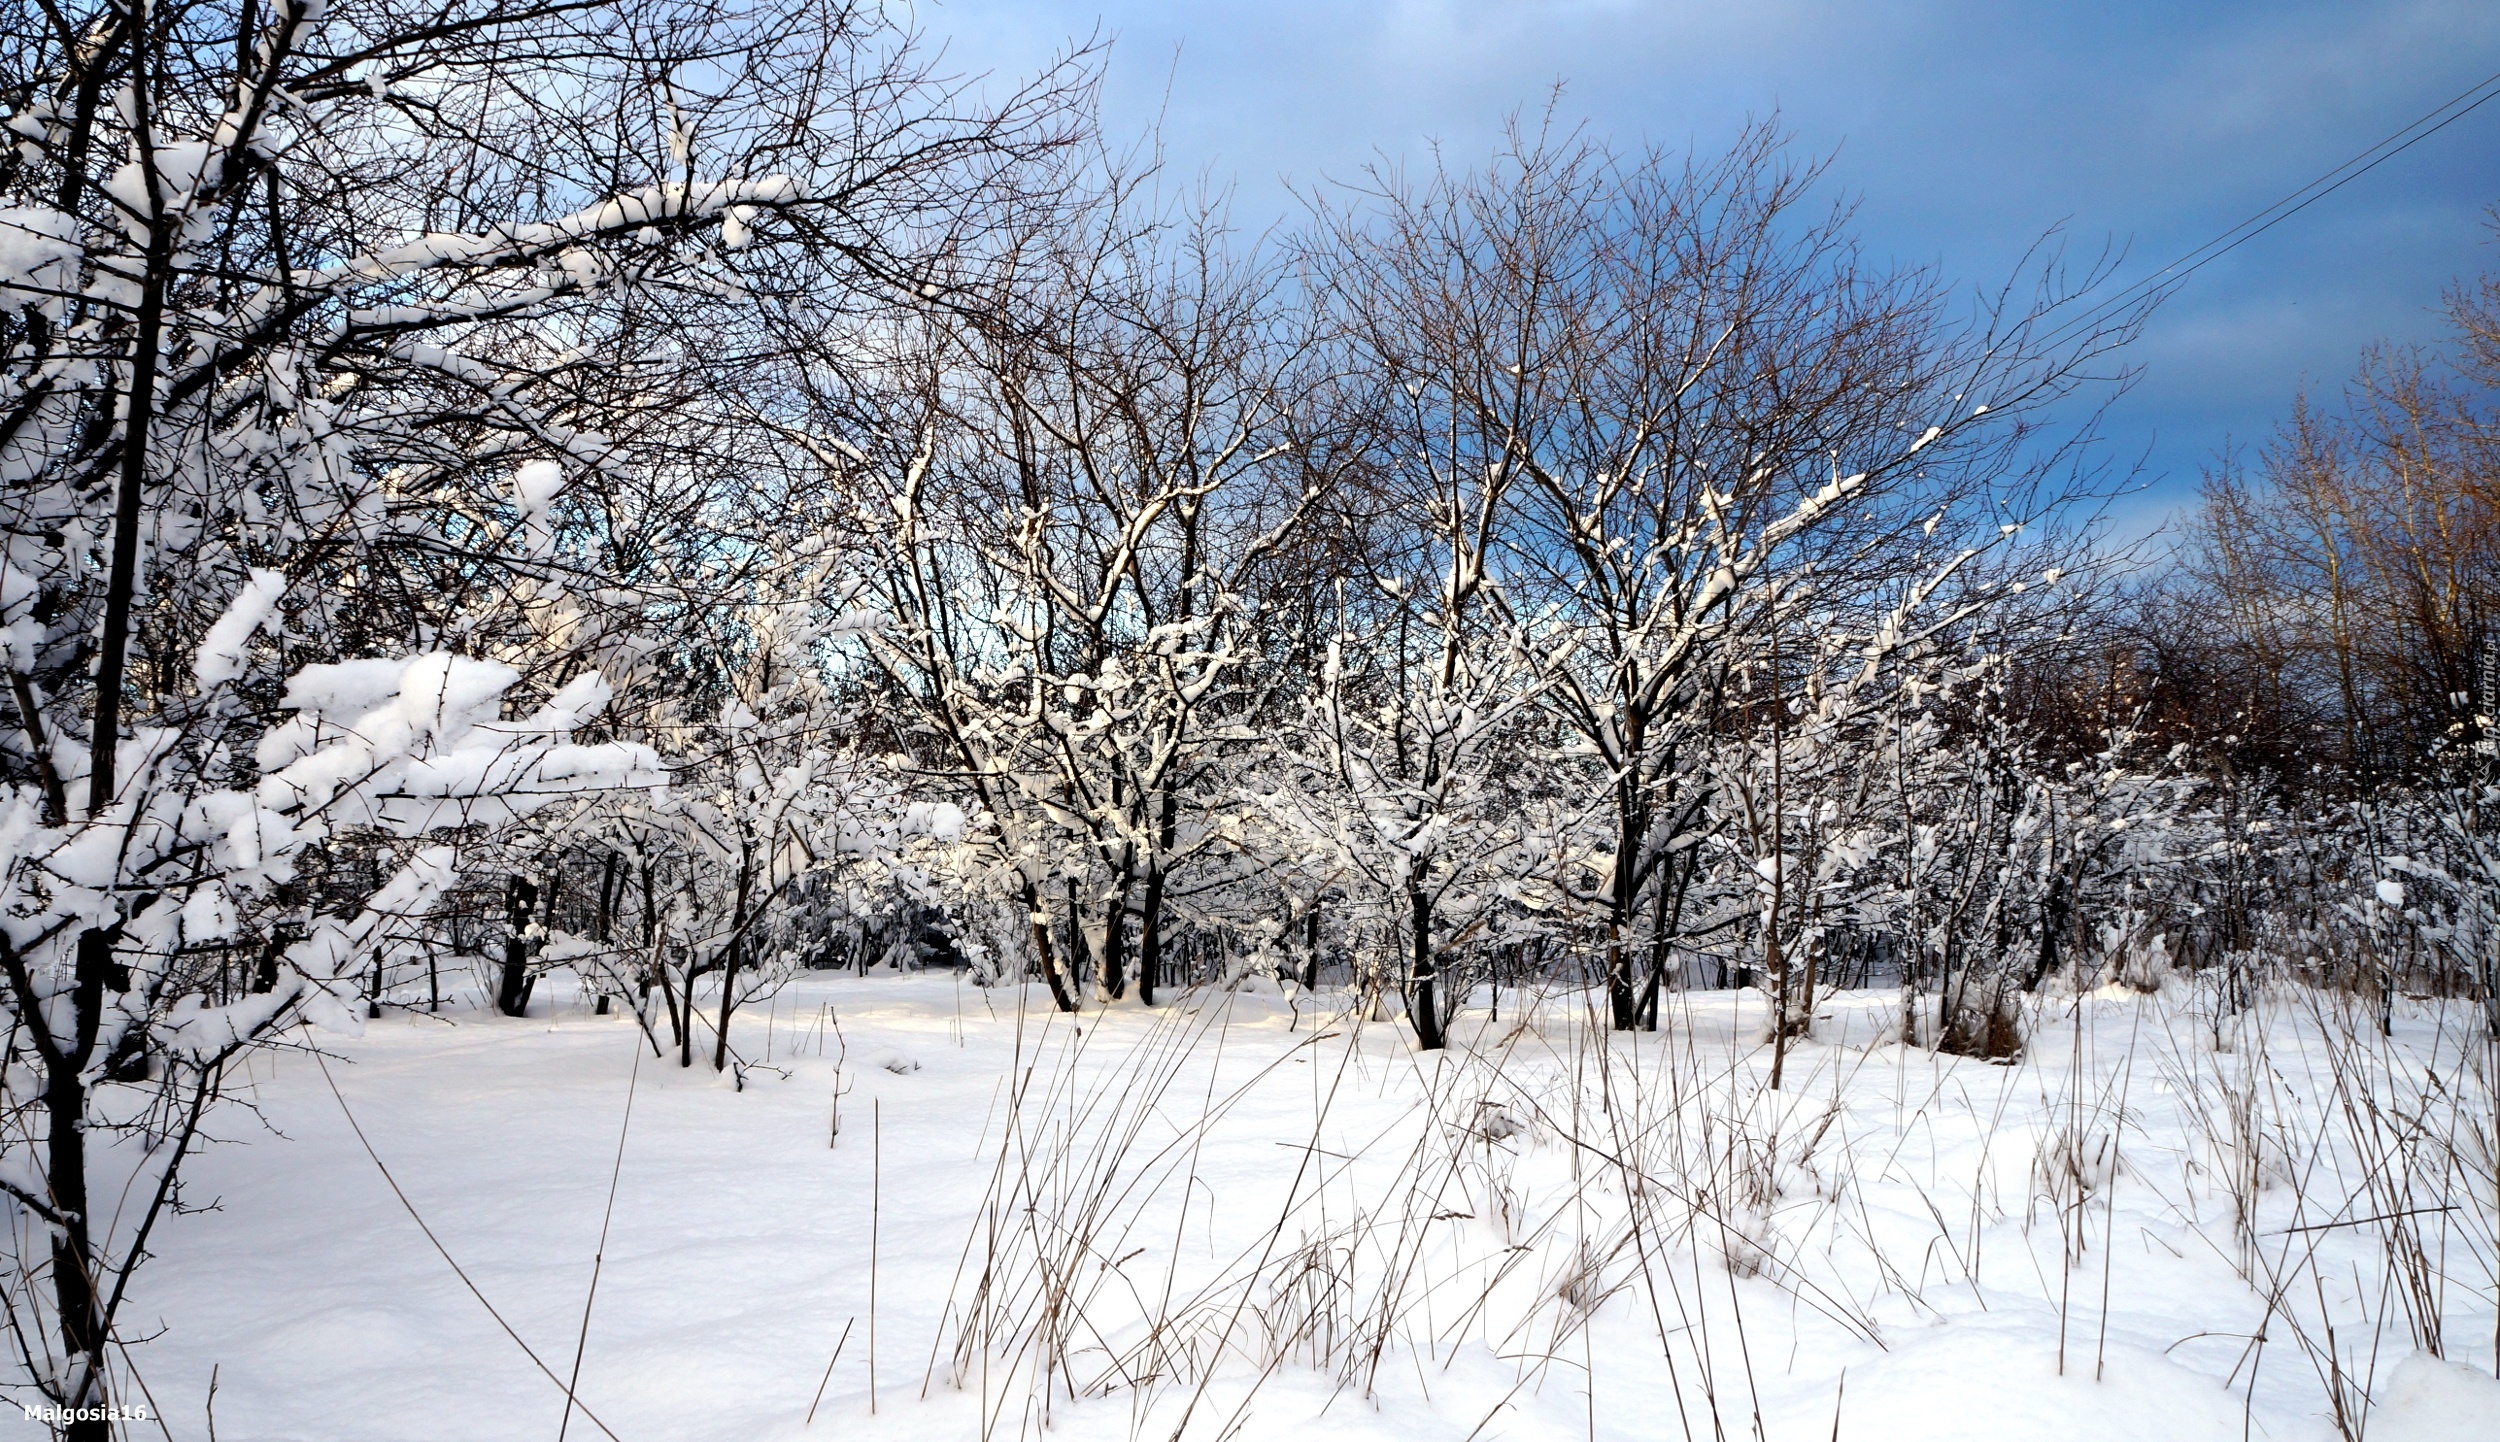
[930,0,2500,539]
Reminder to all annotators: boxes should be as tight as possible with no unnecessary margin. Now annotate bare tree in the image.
[0,0,1083,1424]
[1301,115,2139,1036]
[830,164,1322,1009]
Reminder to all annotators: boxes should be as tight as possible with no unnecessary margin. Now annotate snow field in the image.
[68,975,2500,1442]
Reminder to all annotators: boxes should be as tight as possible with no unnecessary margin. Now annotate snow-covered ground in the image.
[49,975,2500,1442]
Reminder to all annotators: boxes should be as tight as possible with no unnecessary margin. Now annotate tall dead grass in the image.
[915,971,2499,1442]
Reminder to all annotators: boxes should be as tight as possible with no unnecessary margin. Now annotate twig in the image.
[561,1033,644,1442]
[871,1098,881,1414]
[804,1316,855,1426]
[2270,1205,2458,1235]
[311,1050,627,1442]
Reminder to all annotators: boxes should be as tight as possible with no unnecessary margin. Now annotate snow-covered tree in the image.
[1289,119,2137,1044]
[0,0,1084,1423]
[601,555,940,1072]
[836,178,1321,1010]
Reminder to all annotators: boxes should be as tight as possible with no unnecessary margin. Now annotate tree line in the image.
[0,0,2492,1430]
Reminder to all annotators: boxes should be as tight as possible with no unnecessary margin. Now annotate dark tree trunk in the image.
[1139,787,1182,1005]
[251,926,287,994]
[1021,880,1078,1012]
[1639,901,1669,1033]
[53,68,174,1428]
[677,952,695,1068]
[593,852,620,1015]
[2025,871,2068,991]
[1640,847,1700,1031]
[497,874,538,1017]
[1606,805,1645,1030]
[712,851,756,1072]
[1138,867,1168,1006]
[1062,876,1092,994]
[47,931,109,1434]
[529,864,562,1014]
[660,943,689,1067]
[712,937,742,1072]
[1407,883,1445,1051]
[638,856,663,1026]
[1605,928,1640,1031]
[1765,894,1791,1090]
[1096,891,1129,1001]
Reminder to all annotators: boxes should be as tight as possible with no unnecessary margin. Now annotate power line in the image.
[2037,62,2500,353]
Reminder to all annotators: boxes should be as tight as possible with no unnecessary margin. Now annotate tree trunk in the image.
[1765,917,1789,1090]
[1407,883,1445,1051]
[638,856,662,1026]
[713,936,743,1072]
[712,852,757,1072]
[497,875,538,1017]
[1606,803,1644,1029]
[1062,876,1092,995]
[52,53,174,1430]
[1138,867,1168,1006]
[1139,787,1183,1005]
[527,864,563,1014]
[1097,890,1129,1001]
[2025,870,2068,991]
[593,852,620,1015]
[1637,851,1679,1031]
[1605,924,1639,1031]
[664,946,690,1068]
[1021,880,1078,1012]
[252,931,283,994]
[48,931,110,1435]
